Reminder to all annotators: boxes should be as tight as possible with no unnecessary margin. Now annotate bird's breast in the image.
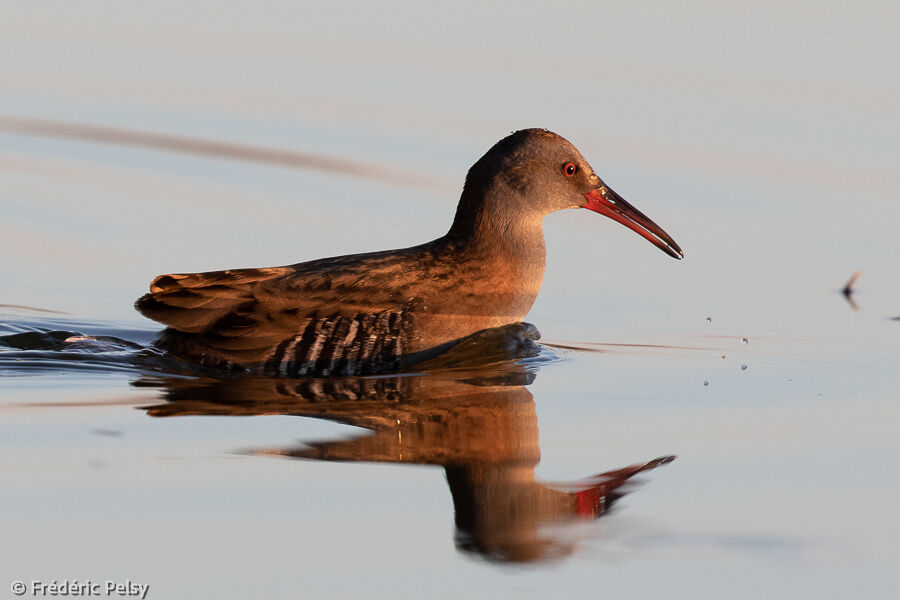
[402,252,545,353]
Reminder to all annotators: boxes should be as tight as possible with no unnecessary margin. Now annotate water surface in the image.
[2,3,898,599]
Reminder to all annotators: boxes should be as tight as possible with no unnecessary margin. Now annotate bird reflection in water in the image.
[136,328,674,564]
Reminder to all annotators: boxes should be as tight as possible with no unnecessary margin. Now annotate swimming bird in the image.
[136,129,682,376]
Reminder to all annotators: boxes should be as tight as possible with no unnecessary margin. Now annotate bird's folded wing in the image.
[135,265,413,371]
[137,267,292,334]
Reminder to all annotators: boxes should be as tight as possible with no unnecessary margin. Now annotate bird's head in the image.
[454,128,682,259]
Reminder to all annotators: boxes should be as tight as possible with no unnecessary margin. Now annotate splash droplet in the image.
[705,317,712,323]
[741,338,749,344]
[703,380,709,386]
[740,363,748,370]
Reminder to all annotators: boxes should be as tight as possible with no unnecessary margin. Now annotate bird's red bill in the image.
[581,187,683,259]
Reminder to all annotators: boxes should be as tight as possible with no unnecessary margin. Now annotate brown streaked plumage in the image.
[136,129,683,376]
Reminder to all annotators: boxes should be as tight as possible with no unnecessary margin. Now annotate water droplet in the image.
[741,338,749,344]
[740,363,748,370]
[703,380,709,386]
[705,317,712,323]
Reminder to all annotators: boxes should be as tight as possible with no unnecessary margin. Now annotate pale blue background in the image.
[1,2,898,599]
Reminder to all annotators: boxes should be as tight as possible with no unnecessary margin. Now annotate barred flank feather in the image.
[135,261,417,376]
[260,311,405,377]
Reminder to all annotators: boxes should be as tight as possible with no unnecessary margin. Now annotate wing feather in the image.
[135,261,414,374]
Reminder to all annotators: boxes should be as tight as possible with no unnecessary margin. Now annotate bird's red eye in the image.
[563,162,577,177]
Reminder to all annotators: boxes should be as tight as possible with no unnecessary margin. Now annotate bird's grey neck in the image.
[447,187,547,265]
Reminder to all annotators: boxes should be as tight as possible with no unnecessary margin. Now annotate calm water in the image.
[2,3,898,599]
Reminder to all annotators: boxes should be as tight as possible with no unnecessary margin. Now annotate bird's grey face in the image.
[497,130,683,259]
[490,131,599,213]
